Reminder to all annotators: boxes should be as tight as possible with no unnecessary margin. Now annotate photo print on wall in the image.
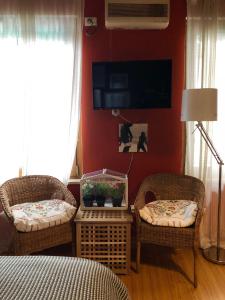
[119,123,148,153]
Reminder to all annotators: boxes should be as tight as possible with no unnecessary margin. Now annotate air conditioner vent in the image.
[105,0,170,30]
[108,3,168,18]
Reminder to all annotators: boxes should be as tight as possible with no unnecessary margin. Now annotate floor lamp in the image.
[181,88,225,264]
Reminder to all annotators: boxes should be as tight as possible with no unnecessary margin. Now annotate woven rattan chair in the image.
[134,173,205,287]
[0,175,77,255]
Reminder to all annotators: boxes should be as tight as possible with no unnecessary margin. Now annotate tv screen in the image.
[92,59,172,109]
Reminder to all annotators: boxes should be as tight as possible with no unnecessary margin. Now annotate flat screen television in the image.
[92,59,172,109]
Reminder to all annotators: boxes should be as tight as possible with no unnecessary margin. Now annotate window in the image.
[0,3,82,184]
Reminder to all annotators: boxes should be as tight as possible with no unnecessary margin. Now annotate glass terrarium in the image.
[80,169,128,210]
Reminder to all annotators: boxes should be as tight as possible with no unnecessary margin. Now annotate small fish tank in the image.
[80,169,128,210]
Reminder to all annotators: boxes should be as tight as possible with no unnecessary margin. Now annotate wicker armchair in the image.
[0,175,77,255]
[134,173,205,287]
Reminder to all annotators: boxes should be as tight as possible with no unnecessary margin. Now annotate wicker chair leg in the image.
[136,240,141,272]
[193,247,197,288]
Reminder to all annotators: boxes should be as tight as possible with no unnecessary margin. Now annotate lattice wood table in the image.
[74,208,133,274]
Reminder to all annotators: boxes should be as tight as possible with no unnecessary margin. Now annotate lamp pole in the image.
[196,121,225,264]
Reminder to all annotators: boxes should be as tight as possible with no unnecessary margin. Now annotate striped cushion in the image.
[0,256,129,300]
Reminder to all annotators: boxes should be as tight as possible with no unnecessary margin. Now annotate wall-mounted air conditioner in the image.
[105,0,170,30]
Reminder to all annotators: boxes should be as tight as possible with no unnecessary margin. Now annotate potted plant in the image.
[95,182,110,207]
[82,181,95,207]
[110,183,125,207]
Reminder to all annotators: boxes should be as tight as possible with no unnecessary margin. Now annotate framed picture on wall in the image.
[119,123,148,153]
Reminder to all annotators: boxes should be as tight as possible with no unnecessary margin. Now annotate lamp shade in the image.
[181,88,217,121]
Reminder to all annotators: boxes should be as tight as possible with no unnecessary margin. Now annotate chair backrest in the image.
[134,173,205,210]
[0,175,64,207]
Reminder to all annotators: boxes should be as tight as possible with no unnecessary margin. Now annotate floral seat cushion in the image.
[139,200,198,227]
[11,199,76,232]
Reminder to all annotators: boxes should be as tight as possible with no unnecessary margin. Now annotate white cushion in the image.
[139,200,198,227]
[11,199,76,232]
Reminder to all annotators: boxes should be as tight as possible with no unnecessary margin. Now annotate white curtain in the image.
[185,0,225,248]
[0,0,83,184]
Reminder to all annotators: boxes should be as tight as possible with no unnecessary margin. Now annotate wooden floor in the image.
[37,243,225,300]
[2,238,225,300]
[119,244,225,300]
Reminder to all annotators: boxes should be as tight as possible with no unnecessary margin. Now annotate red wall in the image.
[81,0,186,202]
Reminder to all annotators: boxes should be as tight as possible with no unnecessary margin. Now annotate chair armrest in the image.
[62,185,76,207]
[193,197,204,243]
[134,207,142,225]
[130,204,135,213]
[130,204,141,224]
[0,188,14,223]
[134,189,159,210]
[49,177,77,207]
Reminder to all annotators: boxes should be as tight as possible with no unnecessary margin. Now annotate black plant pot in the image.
[83,195,94,207]
[96,196,106,207]
[112,197,123,207]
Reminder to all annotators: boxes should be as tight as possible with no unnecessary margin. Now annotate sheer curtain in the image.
[185,0,225,248]
[0,0,83,184]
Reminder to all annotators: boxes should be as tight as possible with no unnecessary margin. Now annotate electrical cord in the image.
[127,153,134,175]
[118,114,132,124]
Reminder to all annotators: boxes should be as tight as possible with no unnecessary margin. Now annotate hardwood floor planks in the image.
[3,239,225,300]
[119,244,225,300]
